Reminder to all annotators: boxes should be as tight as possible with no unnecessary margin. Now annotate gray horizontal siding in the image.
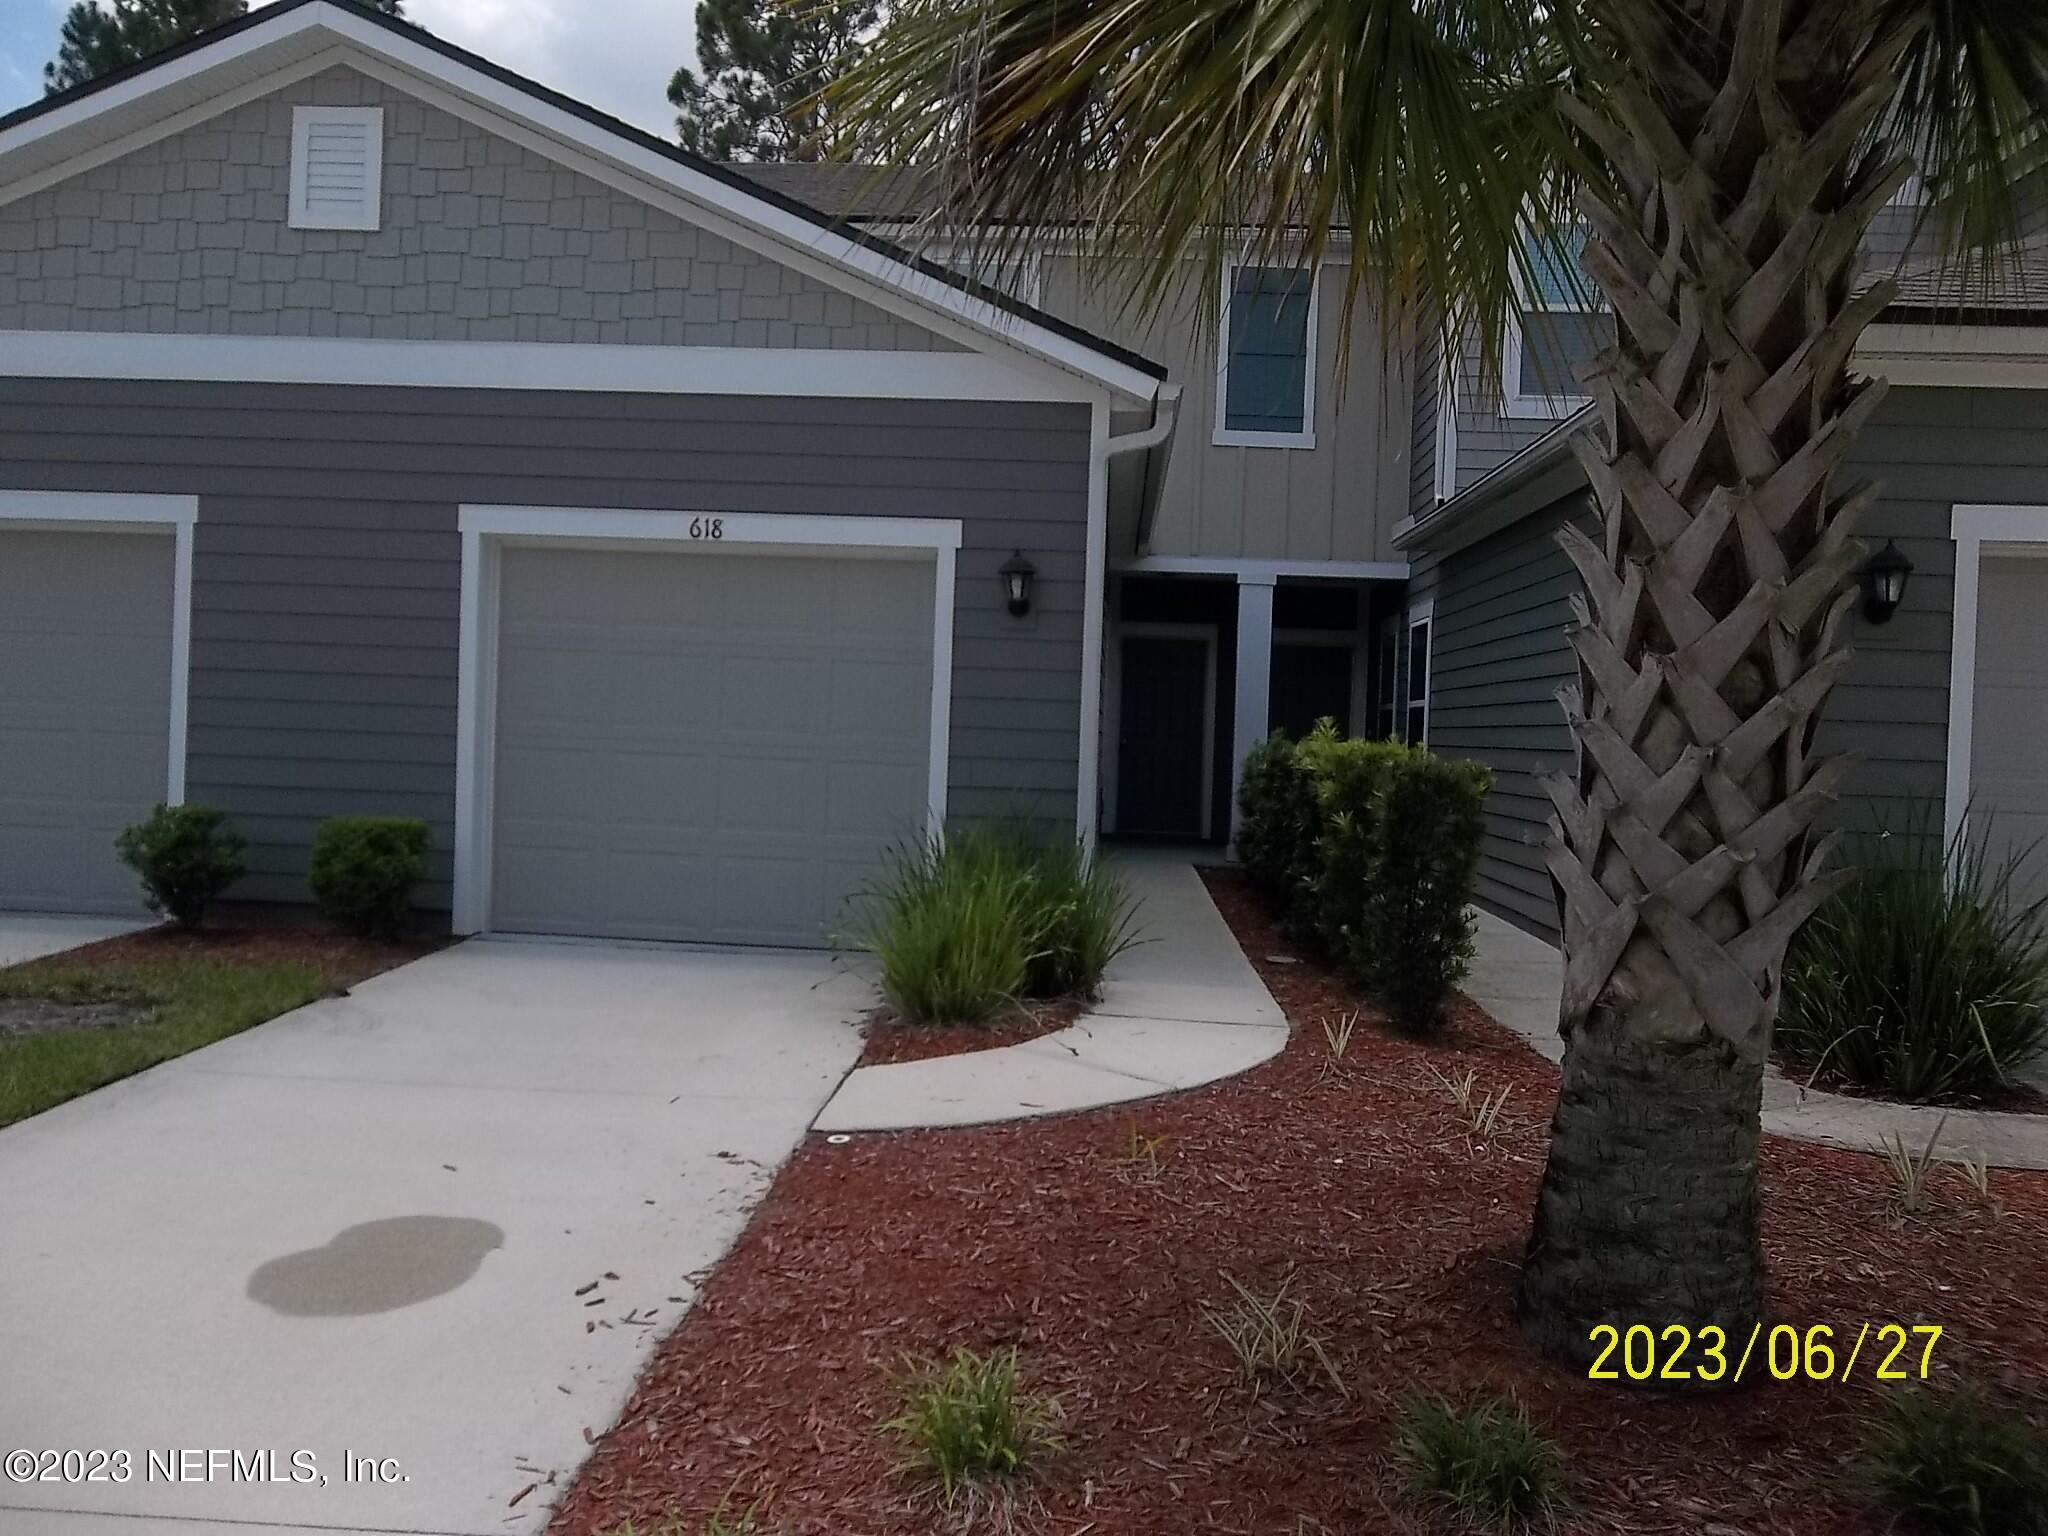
[0,378,1091,908]
[1409,326,1442,520]
[1422,385,2048,942]
[1428,492,1582,942]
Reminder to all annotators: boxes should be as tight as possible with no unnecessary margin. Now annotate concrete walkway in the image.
[0,939,865,1536]
[0,914,151,968]
[815,853,1288,1132]
[1466,909,2048,1171]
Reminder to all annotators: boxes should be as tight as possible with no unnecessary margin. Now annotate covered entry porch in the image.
[1100,558,1413,847]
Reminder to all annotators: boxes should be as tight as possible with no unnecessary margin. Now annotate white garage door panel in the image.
[0,528,174,915]
[1971,555,2048,907]
[491,545,936,946]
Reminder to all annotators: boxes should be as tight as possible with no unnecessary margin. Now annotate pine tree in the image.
[669,0,880,163]
[46,0,407,96]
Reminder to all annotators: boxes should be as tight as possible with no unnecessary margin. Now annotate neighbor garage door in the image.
[0,527,175,915]
[489,543,938,946]
[1970,553,2048,906]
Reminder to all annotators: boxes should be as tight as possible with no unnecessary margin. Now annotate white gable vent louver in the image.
[289,106,385,232]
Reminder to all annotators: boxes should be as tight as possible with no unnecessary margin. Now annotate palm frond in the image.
[1877,0,2048,284]
[829,0,1597,373]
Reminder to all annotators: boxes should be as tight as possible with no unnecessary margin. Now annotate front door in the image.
[1117,634,1210,839]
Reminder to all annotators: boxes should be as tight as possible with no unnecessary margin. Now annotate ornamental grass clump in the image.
[883,1347,1065,1504]
[1857,1384,2048,1535]
[1777,817,2048,1102]
[1391,1390,1567,1533]
[851,830,1033,1023]
[849,823,1139,1023]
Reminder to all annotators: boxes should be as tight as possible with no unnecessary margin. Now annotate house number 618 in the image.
[688,517,725,540]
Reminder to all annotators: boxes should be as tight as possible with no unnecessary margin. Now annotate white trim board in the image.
[1213,258,1320,450]
[0,490,195,807]
[1944,503,2048,850]
[1115,555,1410,582]
[1077,400,1110,846]
[1856,325,2048,389]
[0,331,1112,403]
[0,2,1163,406]
[450,503,962,935]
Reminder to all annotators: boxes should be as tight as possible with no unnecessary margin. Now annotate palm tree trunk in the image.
[1518,0,1919,1369]
[1520,1024,1765,1365]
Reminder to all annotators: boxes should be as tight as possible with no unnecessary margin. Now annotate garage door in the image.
[0,527,175,915]
[1970,554,2048,906]
[489,544,938,946]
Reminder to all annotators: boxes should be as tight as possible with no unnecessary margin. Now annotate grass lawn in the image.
[0,925,433,1130]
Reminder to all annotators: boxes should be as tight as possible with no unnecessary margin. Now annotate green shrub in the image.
[1858,1384,2048,1535]
[1391,1390,1567,1532]
[883,1347,1064,1503]
[1777,818,2048,1102]
[1018,837,1141,1000]
[1236,730,1321,919]
[308,817,431,939]
[1303,733,1409,961]
[1361,752,1491,1034]
[114,804,247,929]
[849,828,1033,1023]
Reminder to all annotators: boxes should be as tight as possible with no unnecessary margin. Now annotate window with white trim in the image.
[1433,340,1460,502]
[289,106,385,232]
[1216,262,1317,447]
[1502,226,1612,418]
[1405,602,1434,745]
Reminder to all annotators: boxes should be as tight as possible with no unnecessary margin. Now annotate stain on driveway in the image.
[0,938,865,1536]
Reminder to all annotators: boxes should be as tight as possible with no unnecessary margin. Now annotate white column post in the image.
[1230,574,1277,847]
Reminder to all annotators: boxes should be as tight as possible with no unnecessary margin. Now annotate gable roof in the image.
[0,0,1165,400]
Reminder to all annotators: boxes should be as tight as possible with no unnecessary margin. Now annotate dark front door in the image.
[1118,634,1210,838]
[1270,642,1353,739]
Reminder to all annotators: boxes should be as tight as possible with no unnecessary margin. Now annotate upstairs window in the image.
[1502,227,1612,418]
[289,106,384,232]
[1216,262,1317,448]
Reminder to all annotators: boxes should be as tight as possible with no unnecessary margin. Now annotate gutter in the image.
[1391,405,1592,555]
[1107,383,1183,551]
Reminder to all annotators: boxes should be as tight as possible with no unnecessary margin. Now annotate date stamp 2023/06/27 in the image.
[1588,1322,1944,1386]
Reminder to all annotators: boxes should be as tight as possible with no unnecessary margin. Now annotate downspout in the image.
[1106,383,1182,552]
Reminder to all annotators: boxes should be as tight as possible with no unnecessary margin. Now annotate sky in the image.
[0,0,694,134]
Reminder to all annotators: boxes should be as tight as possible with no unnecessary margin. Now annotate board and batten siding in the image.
[0,65,956,352]
[0,377,1092,908]
[1418,385,2048,944]
[1037,255,1412,563]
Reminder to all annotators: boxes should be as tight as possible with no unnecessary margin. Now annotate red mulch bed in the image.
[41,915,442,986]
[858,997,1085,1067]
[548,869,2048,1536]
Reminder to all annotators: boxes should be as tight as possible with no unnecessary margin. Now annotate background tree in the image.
[47,0,407,96]
[670,0,880,162]
[831,0,2048,1373]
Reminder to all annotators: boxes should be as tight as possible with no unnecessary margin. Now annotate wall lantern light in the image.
[1001,550,1037,618]
[1860,539,1914,624]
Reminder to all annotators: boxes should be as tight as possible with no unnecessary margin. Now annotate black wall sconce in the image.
[1860,539,1914,624]
[1001,550,1037,618]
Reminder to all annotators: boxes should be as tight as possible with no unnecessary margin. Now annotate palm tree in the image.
[831,0,2048,1370]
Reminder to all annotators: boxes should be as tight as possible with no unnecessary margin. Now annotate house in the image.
[0,0,1181,946]
[1398,241,2048,940]
[0,0,1425,948]
[736,165,1416,849]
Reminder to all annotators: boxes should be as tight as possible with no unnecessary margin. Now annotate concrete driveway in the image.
[0,938,865,1536]
[0,914,152,968]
